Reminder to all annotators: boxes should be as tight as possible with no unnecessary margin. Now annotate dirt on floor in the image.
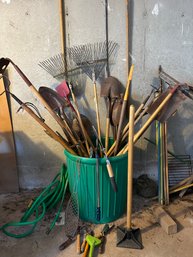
[1,189,193,257]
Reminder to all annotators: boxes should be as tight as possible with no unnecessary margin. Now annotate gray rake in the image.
[68,40,119,81]
[68,40,119,139]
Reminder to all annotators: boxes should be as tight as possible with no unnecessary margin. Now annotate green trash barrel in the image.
[64,149,128,224]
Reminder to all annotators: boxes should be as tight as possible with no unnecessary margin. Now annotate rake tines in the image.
[38,52,81,80]
[68,40,119,81]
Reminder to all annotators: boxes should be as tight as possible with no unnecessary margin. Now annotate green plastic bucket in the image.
[64,149,128,224]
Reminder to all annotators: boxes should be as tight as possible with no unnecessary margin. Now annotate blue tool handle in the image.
[96,207,101,221]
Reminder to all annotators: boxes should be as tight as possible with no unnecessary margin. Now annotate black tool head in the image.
[116,226,143,249]
[0,58,10,74]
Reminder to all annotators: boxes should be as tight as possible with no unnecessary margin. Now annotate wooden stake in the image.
[127,105,135,229]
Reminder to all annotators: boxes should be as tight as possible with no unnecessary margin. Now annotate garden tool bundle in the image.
[0,57,84,155]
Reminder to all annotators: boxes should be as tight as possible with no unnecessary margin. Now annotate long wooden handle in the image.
[94,82,101,141]
[77,232,81,254]
[10,60,83,154]
[127,105,135,229]
[69,84,93,155]
[59,0,68,78]
[107,90,154,156]
[21,103,76,155]
[106,159,117,192]
[114,65,134,154]
[59,0,66,54]
[105,117,110,151]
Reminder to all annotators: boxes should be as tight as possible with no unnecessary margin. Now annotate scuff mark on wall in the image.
[152,3,159,16]
[1,0,11,4]
[181,23,184,36]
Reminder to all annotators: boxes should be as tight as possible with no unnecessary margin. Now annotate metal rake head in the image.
[68,41,119,81]
[38,52,81,80]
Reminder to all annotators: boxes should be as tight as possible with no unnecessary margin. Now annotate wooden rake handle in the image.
[94,81,101,141]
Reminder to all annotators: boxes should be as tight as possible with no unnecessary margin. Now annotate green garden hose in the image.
[0,164,68,238]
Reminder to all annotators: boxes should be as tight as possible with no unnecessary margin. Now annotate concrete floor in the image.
[1,190,193,257]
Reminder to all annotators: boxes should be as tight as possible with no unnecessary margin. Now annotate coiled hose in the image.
[0,164,68,238]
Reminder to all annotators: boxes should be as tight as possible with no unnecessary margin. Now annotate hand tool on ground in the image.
[97,224,115,254]
[118,85,180,155]
[86,234,101,257]
[83,242,90,257]
[114,64,134,155]
[81,229,94,254]
[117,105,143,249]
[92,126,118,192]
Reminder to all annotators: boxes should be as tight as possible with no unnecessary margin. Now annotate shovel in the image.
[100,76,122,151]
[117,105,143,249]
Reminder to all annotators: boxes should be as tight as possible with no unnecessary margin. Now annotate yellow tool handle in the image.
[83,242,89,257]
[93,82,101,141]
[77,233,81,254]
[105,117,110,151]
[127,105,135,229]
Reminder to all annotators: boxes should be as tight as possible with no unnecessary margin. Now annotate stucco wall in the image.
[1,0,193,188]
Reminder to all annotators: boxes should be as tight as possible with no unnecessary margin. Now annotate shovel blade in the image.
[116,226,143,249]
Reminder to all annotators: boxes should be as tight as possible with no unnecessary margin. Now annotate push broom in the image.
[116,105,143,249]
